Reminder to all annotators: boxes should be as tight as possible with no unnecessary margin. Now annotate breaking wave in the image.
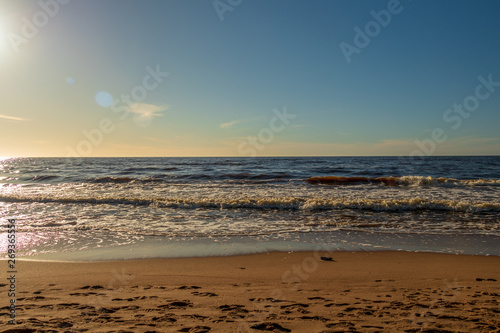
[1,194,499,212]
[306,176,500,187]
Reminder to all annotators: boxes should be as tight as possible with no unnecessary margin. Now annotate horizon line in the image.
[2,154,499,159]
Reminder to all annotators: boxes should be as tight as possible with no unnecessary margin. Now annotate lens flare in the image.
[95,91,113,107]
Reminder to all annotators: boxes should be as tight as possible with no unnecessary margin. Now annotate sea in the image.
[1,156,499,260]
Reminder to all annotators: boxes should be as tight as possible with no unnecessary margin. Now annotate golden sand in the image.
[1,251,499,332]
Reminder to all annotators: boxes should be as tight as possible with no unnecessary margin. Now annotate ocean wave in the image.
[397,176,500,186]
[90,176,164,183]
[122,167,178,172]
[31,175,60,181]
[0,177,18,182]
[88,173,294,183]
[306,176,500,187]
[1,195,499,212]
[310,167,345,174]
[307,176,399,185]
[164,161,245,166]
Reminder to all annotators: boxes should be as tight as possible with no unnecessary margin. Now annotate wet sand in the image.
[1,251,499,332]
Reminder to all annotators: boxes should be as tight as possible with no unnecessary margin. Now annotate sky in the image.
[0,0,499,157]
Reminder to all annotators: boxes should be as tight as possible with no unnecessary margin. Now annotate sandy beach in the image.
[1,251,499,332]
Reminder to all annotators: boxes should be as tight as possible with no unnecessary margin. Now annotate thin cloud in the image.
[0,114,29,121]
[220,119,246,129]
[220,116,284,129]
[129,103,167,118]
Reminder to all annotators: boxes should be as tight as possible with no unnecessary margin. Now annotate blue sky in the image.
[0,0,499,156]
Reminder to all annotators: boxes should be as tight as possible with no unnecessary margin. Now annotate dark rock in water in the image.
[320,257,335,262]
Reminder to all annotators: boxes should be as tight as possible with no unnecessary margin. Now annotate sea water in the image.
[0,156,499,260]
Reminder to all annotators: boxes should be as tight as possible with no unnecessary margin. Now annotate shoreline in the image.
[9,248,500,263]
[2,251,499,332]
[11,230,500,262]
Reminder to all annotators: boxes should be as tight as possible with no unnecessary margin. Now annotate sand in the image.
[1,251,499,332]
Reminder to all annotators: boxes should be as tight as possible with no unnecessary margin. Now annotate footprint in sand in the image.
[192,291,218,297]
[80,285,105,290]
[299,315,329,322]
[56,321,74,328]
[217,304,248,313]
[361,325,385,329]
[249,297,286,303]
[151,315,177,323]
[178,285,202,290]
[280,303,310,314]
[325,321,356,329]
[158,300,193,309]
[24,296,46,301]
[280,303,309,309]
[56,302,80,308]
[250,322,291,332]
[178,326,212,333]
[182,314,209,320]
[216,304,249,319]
